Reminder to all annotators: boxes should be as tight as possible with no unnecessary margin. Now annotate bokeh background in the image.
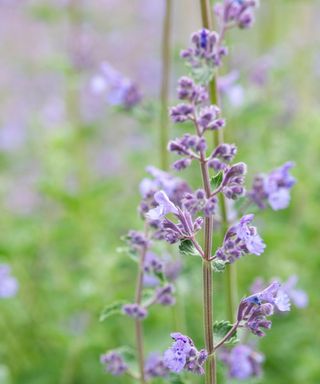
[0,0,319,383]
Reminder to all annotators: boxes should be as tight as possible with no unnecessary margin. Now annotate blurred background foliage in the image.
[0,0,319,383]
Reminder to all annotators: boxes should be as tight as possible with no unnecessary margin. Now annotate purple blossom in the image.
[251,276,308,309]
[177,76,208,104]
[146,191,179,221]
[155,284,176,306]
[238,281,290,337]
[182,189,217,217]
[163,333,208,375]
[146,191,203,244]
[170,104,194,123]
[249,162,296,210]
[221,162,247,199]
[214,0,259,30]
[215,214,265,263]
[0,265,18,298]
[163,259,183,281]
[139,166,191,211]
[181,29,227,69]
[122,303,148,319]
[144,353,169,379]
[90,62,142,109]
[220,344,264,380]
[100,351,128,376]
[208,143,237,170]
[126,230,150,249]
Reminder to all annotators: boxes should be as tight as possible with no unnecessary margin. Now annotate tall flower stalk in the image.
[160,0,173,170]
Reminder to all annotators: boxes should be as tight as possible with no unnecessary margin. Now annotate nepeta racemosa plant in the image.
[100,1,306,383]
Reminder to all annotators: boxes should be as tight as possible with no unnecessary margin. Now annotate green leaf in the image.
[141,289,155,306]
[179,239,200,257]
[213,320,238,346]
[114,346,136,361]
[212,259,227,273]
[99,301,127,322]
[210,171,223,191]
[168,374,188,384]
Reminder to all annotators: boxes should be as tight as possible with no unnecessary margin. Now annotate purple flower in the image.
[208,143,238,170]
[170,104,194,123]
[90,62,142,109]
[214,0,259,30]
[251,276,308,309]
[221,162,247,199]
[215,214,265,263]
[122,303,148,319]
[181,29,227,70]
[126,230,149,249]
[282,275,308,309]
[139,166,191,211]
[163,333,207,375]
[249,162,296,210]
[0,265,18,298]
[197,105,224,132]
[100,351,128,376]
[238,281,290,337]
[177,76,208,104]
[155,284,176,306]
[163,259,183,281]
[144,353,169,379]
[220,344,264,380]
[183,189,217,217]
[146,191,179,220]
[146,191,203,244]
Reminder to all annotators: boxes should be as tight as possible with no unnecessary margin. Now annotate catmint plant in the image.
[0,264,18,298]
[100,1,305,383]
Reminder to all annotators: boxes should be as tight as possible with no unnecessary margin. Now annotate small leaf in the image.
[179,239,200,257]
[116,246,138,262]
[213,320,238,346]
[114,346,136,361]
[141,289,155,306]
[212,259,227,273]
[169,374,188,384]
[210,171,223,191]
[100,301,127,322]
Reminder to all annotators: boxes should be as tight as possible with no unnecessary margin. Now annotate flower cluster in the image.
[220,344,264,380]
[154,284,176,306]
[215,0,260,30]
[0,264,18,298]
[251,275,308,309]
[237,281,290,337]
[100,351,128,376]
[122,303,148,320]
[146,191,203,244]
[215,214,265,263]
[207,143,237,170]
[163,333,208,375]
[139,166,191,214]
[91,62,142,109]
[183,189,217,217]
[181,29,227,69]
[177,76,208,104]
[248,162,296,210]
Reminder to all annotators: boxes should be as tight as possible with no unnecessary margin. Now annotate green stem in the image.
[199,0,238,322]
[160,0,173,171]
[134,234,148,384]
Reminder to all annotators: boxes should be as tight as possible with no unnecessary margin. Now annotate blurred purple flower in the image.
[0,264,18,298]
[100,351,127,376]
[220,344,264,380]
[90,62,142,109]
[249,162,296,211]
[144,353,169,379]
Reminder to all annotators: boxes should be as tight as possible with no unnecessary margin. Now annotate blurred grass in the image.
[0,1,319,383]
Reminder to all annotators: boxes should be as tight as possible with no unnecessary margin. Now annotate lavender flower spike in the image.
[163,333,208,375]
[146,191,179,220]
[215,214,265,263]
[237,281,290,337]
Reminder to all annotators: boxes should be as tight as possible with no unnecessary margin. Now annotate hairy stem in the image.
[134,238,148,384]
[160,0,173,170]
[199,0,238,323]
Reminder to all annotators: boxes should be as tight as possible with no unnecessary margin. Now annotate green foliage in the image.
[99,301,127,322]
[212,259,227,273]
[213,321,238,346]
[179,239,200,257]
[210,171,224,191]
